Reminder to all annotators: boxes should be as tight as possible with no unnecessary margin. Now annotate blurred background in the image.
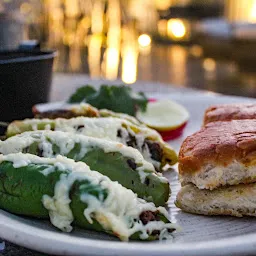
[1,0,256,97]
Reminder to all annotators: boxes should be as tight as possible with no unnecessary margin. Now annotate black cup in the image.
[0,43,57,123]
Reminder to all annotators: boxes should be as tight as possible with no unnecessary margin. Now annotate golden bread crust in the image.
[203,103,256,125]
[179,119,256,175]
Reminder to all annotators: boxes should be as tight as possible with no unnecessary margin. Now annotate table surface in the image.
[0,73,253,256]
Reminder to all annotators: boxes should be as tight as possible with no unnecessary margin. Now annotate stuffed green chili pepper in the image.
[0,130,169,206]
[6,117,177,172]
[32,102,100,119]
[33,102,143,126]
[0,153,177,241]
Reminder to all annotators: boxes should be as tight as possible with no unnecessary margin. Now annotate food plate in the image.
[1,92,256,256]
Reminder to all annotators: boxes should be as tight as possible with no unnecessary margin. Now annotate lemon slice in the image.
[136,99,189,132]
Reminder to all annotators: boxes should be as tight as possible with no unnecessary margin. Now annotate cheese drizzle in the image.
[0,153,176,241]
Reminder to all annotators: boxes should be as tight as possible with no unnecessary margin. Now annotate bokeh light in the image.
[138,34,151,47]
[203,58,216,72]
[167,19,186,39]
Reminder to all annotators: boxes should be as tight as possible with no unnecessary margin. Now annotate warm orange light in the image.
[155,0,172,10]
[105,47,119,80]
[88,34,103,77]
[122,45,138,84]
[158,19,168,37]
[20,3,32,14]
[122,27,138,84]
[168,45,187,86]
[138,34,151,47]
[104,0,121,80]
[69,47,82,72]
[63,33,75,46]
[64,0,79,18]
[190,45,203,58]
[167,19,186,39]
[51,8,63,21]
[226,0,256,23]
[122,48,138,84]
[251,2,256,22]
[91,1,104,34]
[203,58,216,72]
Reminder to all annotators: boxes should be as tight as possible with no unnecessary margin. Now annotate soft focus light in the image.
[226,0,256,23]
[88,34,102,77]
[158,19,167,37]
[105,47,119,80]
[169,45,187,86]
[63,33,75,46]
[251,2,256,22]
[167,19,186,39]
[91,1,104,34]
[122,48,138,84]
[155,0,171,10]
[69,46,82,72]
[138,34,151,56]
[64,0,79,18]
[190,45,203,58]
[138,34,151,47]
[52,8,63,21]
[203,58,216,72]
[105,0,121,80]
[20,3,32,14]
[122,26,138,84]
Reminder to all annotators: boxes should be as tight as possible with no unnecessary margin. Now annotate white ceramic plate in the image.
[1,92,256,256]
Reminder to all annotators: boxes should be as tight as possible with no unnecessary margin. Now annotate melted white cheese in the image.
[0,153,175,240]
[42,171,95,232]
[17,117,164,169]
[35,102,97,114]
[0,131,168,183]
[40,165,55,176]
[55,117,123,141]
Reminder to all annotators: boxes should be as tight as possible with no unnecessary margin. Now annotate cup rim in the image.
[0,50,58,64]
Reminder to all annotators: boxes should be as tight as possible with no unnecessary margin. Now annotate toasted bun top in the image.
[179,119,256,175]
[203,103,256,126]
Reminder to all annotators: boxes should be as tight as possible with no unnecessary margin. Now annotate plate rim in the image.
[1,209,256,256]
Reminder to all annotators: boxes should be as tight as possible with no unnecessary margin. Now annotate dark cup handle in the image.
[18,40,40,51]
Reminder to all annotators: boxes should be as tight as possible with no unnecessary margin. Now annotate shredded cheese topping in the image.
[12,117,165,169]
[0,153,175,241]
[0,131,168,183]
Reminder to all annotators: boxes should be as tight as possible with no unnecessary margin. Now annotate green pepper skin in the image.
[0,162,110,234]
[0,161,173,241]
[7,121,55,138]
[0,161,60,217]
[23,140,170,207]
[0,131,170,206]
[78,149,170,206]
